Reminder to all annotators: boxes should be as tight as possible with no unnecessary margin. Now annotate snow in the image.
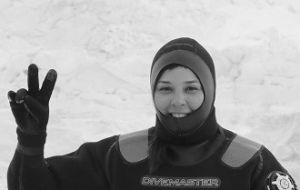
[0,0,300,188]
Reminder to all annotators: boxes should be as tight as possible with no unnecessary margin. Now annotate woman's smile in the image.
[170,113,188,118]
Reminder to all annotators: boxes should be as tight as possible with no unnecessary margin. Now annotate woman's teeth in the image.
[171,113,187,118]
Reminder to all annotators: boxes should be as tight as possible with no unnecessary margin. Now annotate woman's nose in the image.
[171,91,186,107]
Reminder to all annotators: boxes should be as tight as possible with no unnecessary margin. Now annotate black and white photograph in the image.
[0,0,299,189]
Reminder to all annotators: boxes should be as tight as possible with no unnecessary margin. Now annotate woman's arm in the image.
[7,146,58,190]
[7,64,58,189]
[251,146,298,190]
[7,64,112,190]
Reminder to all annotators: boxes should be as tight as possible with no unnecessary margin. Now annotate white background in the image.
[0,0,299,188]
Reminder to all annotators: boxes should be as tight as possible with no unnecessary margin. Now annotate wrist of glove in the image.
[15,126,46,156]
[17,127,47,147]
[16,143,45,156]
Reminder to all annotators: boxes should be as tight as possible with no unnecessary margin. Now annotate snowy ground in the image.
[0,0,300,188]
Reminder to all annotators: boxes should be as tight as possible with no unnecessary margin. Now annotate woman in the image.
[7,37,297,190]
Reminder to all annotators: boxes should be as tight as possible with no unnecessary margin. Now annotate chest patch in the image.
[141,176,221,188]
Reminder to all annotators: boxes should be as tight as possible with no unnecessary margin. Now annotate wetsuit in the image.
[7,126,297,190]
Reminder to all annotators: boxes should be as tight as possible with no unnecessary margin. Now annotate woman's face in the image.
[154,66,204,118]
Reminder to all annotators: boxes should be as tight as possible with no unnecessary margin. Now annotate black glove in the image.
[8,64,57,149]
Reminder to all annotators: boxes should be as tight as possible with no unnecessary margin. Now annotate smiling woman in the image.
[154,66,204,117]
[7,37,297,190]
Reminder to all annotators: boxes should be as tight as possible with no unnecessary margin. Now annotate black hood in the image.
[150,37,219,145]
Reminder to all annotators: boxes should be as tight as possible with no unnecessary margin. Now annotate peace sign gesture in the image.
[8,64,57,139]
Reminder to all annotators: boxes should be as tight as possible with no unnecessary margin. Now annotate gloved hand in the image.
[8,64,57,149]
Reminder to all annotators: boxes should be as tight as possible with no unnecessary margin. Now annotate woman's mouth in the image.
[170,113,187,118]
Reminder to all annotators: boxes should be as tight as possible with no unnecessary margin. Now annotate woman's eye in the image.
[186,87,199,93]
[158,87,172,93]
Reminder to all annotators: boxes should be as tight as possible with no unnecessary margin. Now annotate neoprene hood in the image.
[150,37,219,145]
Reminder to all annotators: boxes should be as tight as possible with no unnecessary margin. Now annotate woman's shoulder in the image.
[221,128,263,168]
[117,128,150,163]
[118,128,149,145]
[83,128,150,162]
[70,128,151,163]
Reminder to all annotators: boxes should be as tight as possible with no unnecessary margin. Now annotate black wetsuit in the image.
[7,126,295,190]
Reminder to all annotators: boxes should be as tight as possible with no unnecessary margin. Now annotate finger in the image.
[8,90,16,103]
[40,69,57,105]
[15,88,28,104]
[27,64,39,95]
[8,90,27,126]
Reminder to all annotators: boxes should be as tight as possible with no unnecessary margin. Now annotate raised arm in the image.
[7,64,59,190]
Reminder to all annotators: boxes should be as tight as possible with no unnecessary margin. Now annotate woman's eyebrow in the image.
[185,80,199,84]
[157,81,171,84]
[157,80,199,84]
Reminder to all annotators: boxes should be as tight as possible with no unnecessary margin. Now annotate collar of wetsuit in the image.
[155,107,219,145]
[164,127,225,166]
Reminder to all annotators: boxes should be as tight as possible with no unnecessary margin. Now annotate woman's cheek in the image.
[187,93,204,111]
[154,93,170,115]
